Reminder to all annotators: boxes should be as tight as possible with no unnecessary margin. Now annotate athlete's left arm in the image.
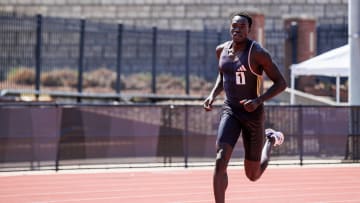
[242,47,287,112]
[256,48,287,103]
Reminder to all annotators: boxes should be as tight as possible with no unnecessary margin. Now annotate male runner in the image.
[203,12,287,203]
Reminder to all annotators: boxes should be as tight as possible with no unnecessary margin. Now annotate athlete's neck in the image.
[231,39,249,52]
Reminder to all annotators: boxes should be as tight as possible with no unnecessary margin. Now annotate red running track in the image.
[1,165,360,203]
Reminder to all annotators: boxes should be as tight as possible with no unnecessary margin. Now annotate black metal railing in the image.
[0,103,358,171]
[1,13,348,102]
[317,24,347,54]
[0,13,225,97]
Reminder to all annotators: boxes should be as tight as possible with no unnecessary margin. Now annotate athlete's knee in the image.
[245,171,260,182]
[215,148,227,173]
[214,144,231,174]
[244,159,261,182]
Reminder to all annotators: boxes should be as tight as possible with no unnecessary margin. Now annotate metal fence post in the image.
[203,29,208,77]
[116,24,123,95]
[184,104,190,168]
[290,22,298,64]
[347,106,360,160]
[298,106,304,166]
[77,19,85,103]
[152,27,157,94]
[217,30,222,45]
[35,14,42,100]
[185,30,190,95]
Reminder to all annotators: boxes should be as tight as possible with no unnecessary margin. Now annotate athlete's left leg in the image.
[243,125,284,181]
[241,116,272,182]
[244,136,273,182]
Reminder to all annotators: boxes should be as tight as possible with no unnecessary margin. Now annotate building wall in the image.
[0,0,348,31]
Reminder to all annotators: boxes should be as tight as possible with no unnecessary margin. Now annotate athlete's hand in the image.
[203,96,214,111]
[240,98,261,112]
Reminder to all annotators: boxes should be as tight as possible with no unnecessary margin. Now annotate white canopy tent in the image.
[290,44,350,104]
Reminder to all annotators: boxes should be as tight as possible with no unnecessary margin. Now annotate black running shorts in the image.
[216,109,265,161]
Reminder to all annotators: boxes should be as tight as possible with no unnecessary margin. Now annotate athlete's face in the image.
[230,16,250,44]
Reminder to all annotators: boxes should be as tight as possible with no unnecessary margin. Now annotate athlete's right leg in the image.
[213,143,233,203]
[213,112,241,203]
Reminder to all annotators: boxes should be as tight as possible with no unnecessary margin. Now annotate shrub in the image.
[41,68,77,87]
[41,71,64,86]
[189,75,212,91]
[124,72,151,90]
[110,76,126,90]
[84,68,116,88]
[157,74,185,90]
[7,67,35,85]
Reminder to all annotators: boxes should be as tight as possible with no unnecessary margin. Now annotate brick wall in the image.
[0,0,348,31]
[284,17,318,90]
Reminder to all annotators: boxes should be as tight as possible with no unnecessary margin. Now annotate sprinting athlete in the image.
[203,12,287,203]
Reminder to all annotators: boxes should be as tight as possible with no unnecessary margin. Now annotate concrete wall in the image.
[0,0,348,31]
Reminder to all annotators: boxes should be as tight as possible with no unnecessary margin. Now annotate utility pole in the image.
[349,0,360,105]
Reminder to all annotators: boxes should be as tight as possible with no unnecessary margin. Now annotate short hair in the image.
[230,11,252,28]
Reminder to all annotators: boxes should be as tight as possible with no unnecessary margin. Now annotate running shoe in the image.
[265,128,284,147]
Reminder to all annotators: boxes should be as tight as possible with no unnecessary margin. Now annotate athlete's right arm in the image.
[203,72,223,111]
[203,44,225,111]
